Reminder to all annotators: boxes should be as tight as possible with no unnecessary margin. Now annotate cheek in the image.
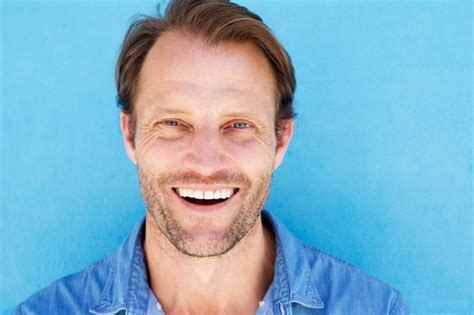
[135,126,277,173]
[135,131,189,170]
[225,137,276,172]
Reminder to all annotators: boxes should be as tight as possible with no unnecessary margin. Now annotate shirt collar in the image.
[262,210,324,310]
[89,210,324,313]
[89,218,149,314]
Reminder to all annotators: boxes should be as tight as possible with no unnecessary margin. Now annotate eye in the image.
[155,119,190,131]
[163,119,180,126]
[231,121,250,129]
[153,118,191,140]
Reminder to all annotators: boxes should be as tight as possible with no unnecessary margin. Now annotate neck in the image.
[143,212,275,315]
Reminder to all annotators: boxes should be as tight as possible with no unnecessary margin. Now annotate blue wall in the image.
[1,1,472,314]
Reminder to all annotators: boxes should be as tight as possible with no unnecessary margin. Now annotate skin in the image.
[120,31,294,315]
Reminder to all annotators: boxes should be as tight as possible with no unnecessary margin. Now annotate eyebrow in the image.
[142,106,271,126]
[222,110,269,121]
[146,107,190,115]
[146,107,268,119]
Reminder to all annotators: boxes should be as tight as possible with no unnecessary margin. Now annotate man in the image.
[15,1,409,314]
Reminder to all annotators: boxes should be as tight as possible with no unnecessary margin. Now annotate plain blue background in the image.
[1,0,472,314]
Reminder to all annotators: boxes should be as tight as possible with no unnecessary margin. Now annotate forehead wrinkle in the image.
[156,79,258,98]
[136,33,278,117]
[142,79,272,113]
[144,76,275,112]
[138,81,276,119]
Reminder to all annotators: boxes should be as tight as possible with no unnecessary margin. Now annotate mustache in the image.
[144,169,251,187]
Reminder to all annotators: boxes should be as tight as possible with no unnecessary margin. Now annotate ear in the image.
[273,119,294,170]
[120,112,137,164]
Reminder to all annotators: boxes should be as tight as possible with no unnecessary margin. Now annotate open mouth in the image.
[172,187,239,206]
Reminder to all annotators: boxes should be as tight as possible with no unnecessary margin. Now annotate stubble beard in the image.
[138,166,273,257]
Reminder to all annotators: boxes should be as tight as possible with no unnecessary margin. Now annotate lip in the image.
[172,188,240,213]
[173,186,239,191]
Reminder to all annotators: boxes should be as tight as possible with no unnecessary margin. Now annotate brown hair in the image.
[115,0,296,141]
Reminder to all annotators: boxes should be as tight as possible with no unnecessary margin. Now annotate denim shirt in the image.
[14,210,409,314]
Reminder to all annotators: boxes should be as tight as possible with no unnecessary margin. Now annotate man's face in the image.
[121,32,293,257]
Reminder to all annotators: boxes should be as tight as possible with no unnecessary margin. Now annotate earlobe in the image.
[120,112,137,164]
[273,119,294,170]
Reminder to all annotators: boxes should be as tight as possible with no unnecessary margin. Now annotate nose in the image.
[181,127,230,176]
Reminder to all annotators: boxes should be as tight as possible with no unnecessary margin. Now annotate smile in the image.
[172,187,239,206]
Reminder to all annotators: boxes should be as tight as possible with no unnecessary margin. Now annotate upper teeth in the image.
[177,188,235,200]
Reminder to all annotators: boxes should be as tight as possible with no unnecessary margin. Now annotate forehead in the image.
[135,31,277,116]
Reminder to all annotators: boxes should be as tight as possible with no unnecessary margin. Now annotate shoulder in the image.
[297,241,409,314]
[13,254,114,315]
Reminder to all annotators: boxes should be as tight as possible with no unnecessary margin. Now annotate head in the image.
[116,0,296,257]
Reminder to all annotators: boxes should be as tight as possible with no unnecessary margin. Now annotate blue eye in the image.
[163,120,179,126]
[232,122,249,129]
